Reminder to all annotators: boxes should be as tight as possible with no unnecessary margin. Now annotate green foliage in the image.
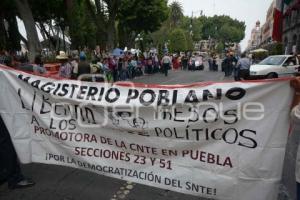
[252,51,269,61]
[185,33,194,51]
[216,42,225,53]
[68,1,97,49]
[0,0,20,51]
[169,1,183,27]
[118,0,168,48]
[268,43,284,55]
[151,21,170,47]
[201,15,245,43]
[169,28,188,52]
[118,0,168,33]
[29,0,65,23]
[180,16,204,41]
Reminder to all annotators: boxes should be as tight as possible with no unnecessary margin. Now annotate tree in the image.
[29,0,66,50]
[15,0,41,61]
[169,1,183,28]
[118,0,168,48]
[216,42,225,53]
[67,1,97,49]
[169,28,187,52]
[104,0,120,50]
[0,0,21,51]
[202,15,245,43]
[181,16,204,41]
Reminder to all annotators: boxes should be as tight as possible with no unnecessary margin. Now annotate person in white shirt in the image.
[290,77,300,199]
[161,54,172,77]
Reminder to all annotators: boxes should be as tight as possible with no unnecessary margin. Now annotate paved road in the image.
[0,67,295,200]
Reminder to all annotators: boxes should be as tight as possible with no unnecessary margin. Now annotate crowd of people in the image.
[221,51,251,81]
[0,48,255,83]
[0,49,223,82]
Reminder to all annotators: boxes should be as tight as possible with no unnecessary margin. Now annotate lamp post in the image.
[163,40,170,54]
[135,34,144,54]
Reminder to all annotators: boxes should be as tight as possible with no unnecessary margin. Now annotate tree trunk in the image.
[7,14,21,51]
[0,13,8,50]
[107,17,116,50]
[38,22,56,48]
[15,0,41,62]
[106,0,119,50]
[86,0,106,48]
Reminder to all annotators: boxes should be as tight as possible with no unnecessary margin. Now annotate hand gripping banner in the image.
[0,67,293,200]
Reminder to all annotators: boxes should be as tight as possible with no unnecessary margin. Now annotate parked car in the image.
[249,55,300,79]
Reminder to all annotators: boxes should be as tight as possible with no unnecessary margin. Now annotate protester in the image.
[136,57,144,77]
[181,54,188,70]
[128,57,137,79]
[153,54,160,73]
[146,56,153,74]
[290,77,300,200]
[161,53,172,77]
[33,55,47,75]
[212,55,218,71]
[70,55,79,79]
[0,115,35,189]
[74,53,91,80]
[189,55,196,71]
[119,57,128,81]
[208,56,213,71]
[223,52,237,77]
[57,51,73,78]
[117,57,123,80]
[172,55,180,70]
[0,50,12,67]
[235,53,251,81]
[109,56,118,82]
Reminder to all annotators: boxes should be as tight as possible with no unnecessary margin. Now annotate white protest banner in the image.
[0,66,293,200]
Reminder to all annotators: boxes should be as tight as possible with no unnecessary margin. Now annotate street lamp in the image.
[135,34,144,53]
[163,40,170,53]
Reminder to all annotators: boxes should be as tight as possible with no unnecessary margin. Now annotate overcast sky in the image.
[169,0,274,51]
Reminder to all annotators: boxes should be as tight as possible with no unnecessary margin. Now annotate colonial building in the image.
[282,0,300,54]
[261,1,275,45]
[246,21,262,50]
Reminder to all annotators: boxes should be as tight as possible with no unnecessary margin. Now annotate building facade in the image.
[261,1,275,45]
[247,21,262,50]
[282,0,300,54]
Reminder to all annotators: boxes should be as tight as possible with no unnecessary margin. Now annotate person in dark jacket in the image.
[223,52,237,77]
[0,115,35,189]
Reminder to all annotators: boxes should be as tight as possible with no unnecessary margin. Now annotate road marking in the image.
[111,181,135,200]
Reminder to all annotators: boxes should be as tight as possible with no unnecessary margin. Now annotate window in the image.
[284,57,297,66]
[259,56,286,65]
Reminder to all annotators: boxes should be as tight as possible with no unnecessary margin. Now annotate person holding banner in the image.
[290,77,300,199]
[0,115,35,189]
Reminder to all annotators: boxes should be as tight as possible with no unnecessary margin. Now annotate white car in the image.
[249,55,300,79]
